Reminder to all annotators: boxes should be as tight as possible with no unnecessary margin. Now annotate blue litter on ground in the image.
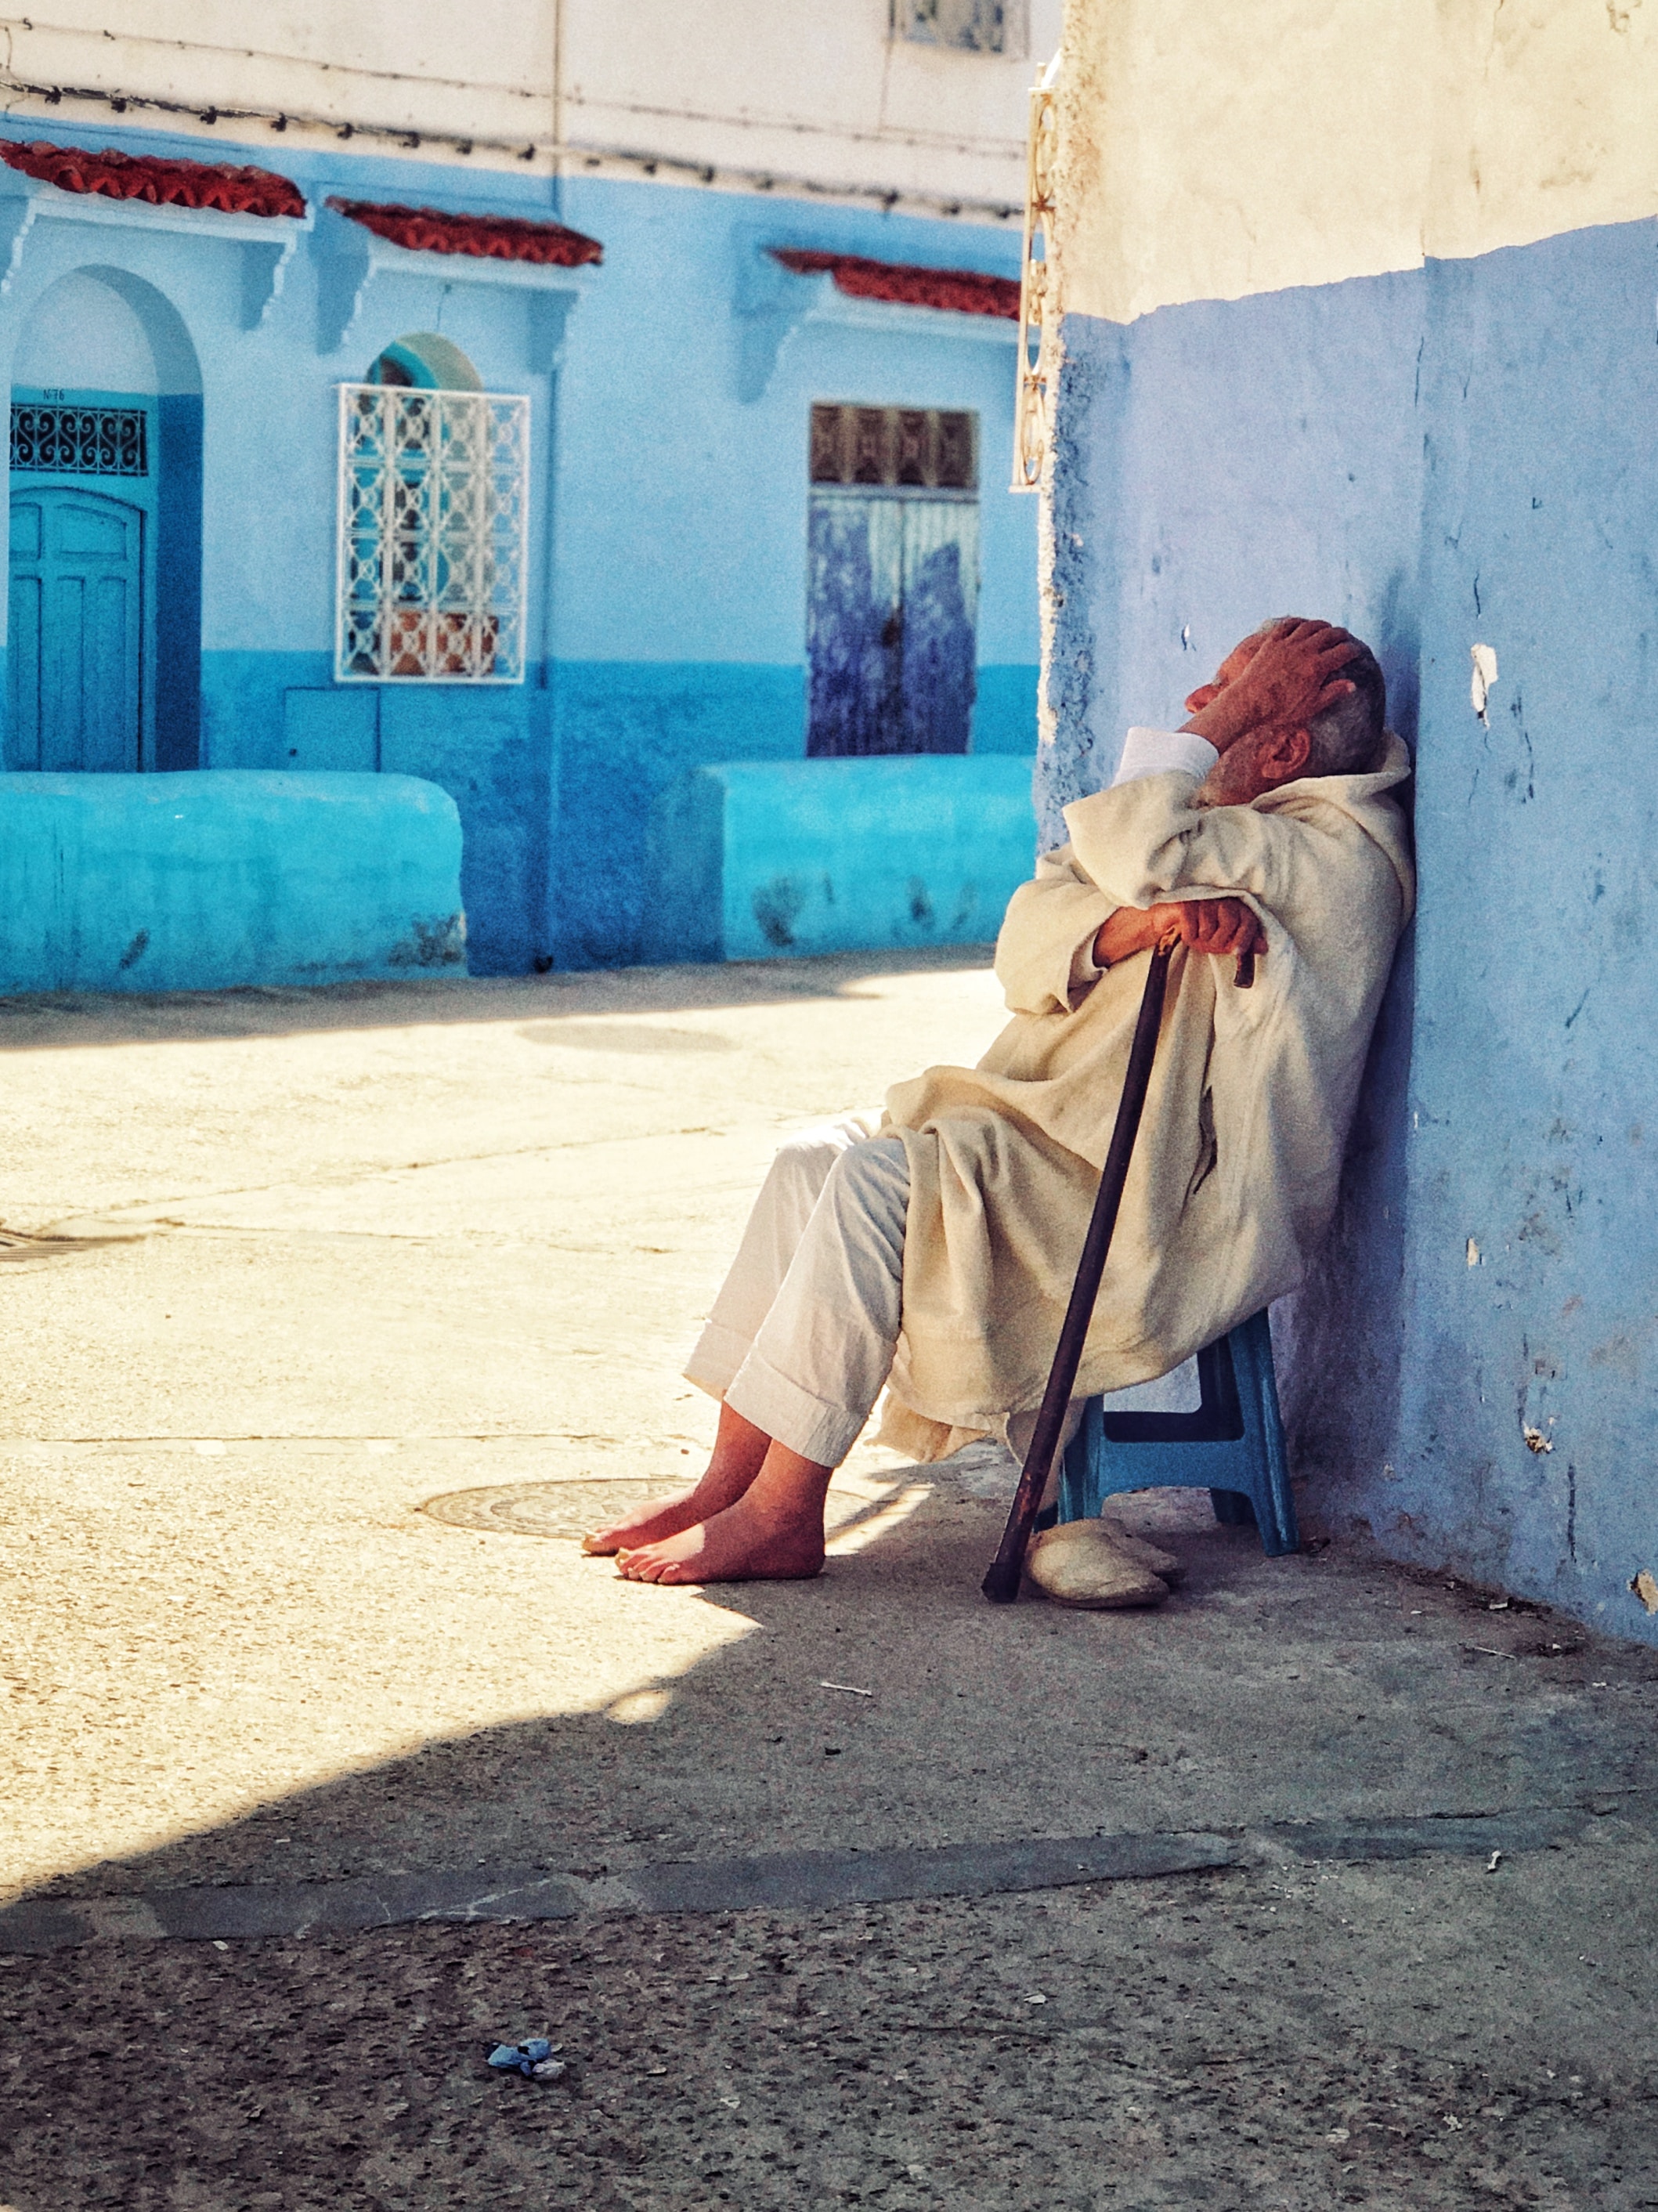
[487,2038,565,2078]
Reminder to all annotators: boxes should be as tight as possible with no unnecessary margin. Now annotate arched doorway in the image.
[6,268,202,772]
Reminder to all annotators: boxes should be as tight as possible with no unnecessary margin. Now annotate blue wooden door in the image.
[806,491,978,757]
[8,488,143,772]
[894,497,978,756]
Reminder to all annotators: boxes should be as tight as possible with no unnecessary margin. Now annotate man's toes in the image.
[617,1545,669,1581]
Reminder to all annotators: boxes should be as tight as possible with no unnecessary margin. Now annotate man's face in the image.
[1187,626,1313,808]
[1193,727,1280,810]
[1184,631,1264,719]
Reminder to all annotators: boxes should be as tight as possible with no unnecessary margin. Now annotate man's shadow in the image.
[9,1430,1628,1939]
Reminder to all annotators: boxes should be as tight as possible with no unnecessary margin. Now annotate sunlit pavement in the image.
[0,953,1653,2210]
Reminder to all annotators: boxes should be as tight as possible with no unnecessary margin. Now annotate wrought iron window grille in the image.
[334,383,529,685]
[810,405,977,493]
[1011,52,1060,493]
[10,404,148,477]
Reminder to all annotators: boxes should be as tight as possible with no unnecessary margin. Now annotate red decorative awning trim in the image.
[328,199,603,268]
[0,139,305,219]
[770,248,1018,320]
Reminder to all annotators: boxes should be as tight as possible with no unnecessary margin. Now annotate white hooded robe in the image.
[876,735,1415,1459]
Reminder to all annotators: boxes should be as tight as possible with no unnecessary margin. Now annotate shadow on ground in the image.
[12,1450,1658,1903]
[0,945,998,1055]
[2,1478,1657,2209]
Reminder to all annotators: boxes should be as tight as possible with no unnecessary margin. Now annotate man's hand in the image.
[1182,619,1363,754]
[1095,898,1264,969]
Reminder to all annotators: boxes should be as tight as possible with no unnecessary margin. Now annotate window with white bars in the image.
[334,384,529,685]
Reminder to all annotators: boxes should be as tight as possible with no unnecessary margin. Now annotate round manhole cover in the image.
[420,1480,671,1541]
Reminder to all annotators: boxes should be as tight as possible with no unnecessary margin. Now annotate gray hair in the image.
[1253,618,1387,777]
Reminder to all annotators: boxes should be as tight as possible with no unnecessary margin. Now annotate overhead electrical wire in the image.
[0,72,1022,223]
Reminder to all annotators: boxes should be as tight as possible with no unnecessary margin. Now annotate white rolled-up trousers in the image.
[686,1108,1206,1472]
[684,1114,904,1468]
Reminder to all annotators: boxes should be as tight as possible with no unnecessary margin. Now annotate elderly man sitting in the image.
[586,619,1414,1589]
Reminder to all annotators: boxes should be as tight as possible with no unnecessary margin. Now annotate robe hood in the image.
[1248,730,1415,923]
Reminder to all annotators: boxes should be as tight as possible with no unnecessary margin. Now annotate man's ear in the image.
[1183,682,1220,714]
[1258,725,1312,783]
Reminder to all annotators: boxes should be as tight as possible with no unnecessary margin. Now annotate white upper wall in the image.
[561,0,1058,211]
[0,0,1061,217]
[0,2,560,156]
[1057,0,1658,323]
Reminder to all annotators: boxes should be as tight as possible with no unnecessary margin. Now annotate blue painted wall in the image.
[1046,213,1658,1642]
[543,175,1039,967]
[154,392,204,770]
[0,770,463,992]
[646,754,1038,963]
[0,124,1041,976]
[551,662,804,970]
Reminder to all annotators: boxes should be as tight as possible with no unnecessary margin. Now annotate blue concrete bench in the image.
[0,770,464,994]
[645,754,1039,963]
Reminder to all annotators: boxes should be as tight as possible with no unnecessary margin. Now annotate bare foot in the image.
[583,1401,770,1555]
[583,1482,710,1556]
[615,1437,833,1586]
[616,1494,825,1585]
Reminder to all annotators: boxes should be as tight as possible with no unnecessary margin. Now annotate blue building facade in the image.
[0,126,1040,978]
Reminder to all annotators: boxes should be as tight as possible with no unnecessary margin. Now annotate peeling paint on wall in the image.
[1470,642,1499,726]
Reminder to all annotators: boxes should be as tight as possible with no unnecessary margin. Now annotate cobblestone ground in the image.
[5,1842,1656,2211]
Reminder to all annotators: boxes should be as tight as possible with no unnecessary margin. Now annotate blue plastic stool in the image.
[1056,1308,1299,1556]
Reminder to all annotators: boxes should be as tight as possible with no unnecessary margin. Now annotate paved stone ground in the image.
[0,955,1653,2209]
[5,1844,1657,2210]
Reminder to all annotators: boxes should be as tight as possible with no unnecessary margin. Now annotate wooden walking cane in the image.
[981,931,1180,1604]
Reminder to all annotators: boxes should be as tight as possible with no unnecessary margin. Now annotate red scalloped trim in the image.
[328,199,603,268]
[0,139,305,219]
[771,248,1017,320]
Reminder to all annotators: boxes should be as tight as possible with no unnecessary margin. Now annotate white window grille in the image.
[334,384,529,684]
